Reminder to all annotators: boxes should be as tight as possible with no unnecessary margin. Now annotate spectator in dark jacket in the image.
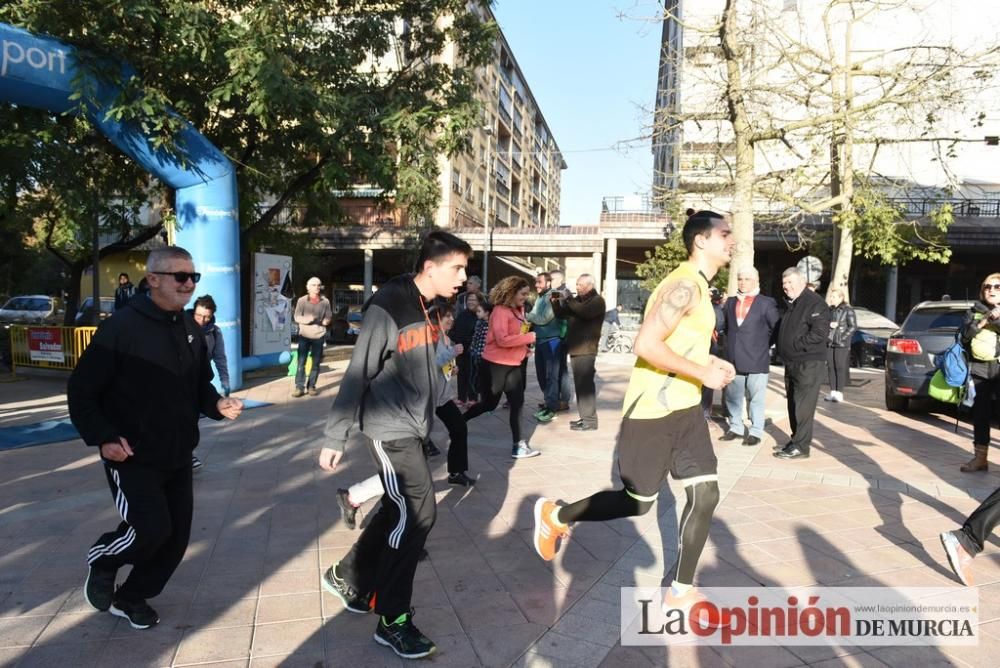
[720,267,780,446]
[451,291,481,407]
[825,288,857,404]
[114,273,135,311]
[773,267,831,460]
[552,274,605,430]
[67,246,243,629]
[701,287,727,418]
[957,273,1000,473]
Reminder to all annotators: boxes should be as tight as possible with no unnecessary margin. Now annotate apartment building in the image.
[337,7,565,234]
[436,8,566,232]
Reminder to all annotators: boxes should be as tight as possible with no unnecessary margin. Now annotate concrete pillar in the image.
[885,265,898,322]
[591,251,603,293]
[363,249,374,301]
[604,237,618,309]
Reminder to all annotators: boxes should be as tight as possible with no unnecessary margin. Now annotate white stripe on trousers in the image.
[373,440,408,549]
[87,526,136,563]
[88,467,135,564]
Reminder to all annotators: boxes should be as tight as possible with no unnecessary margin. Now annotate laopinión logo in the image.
[620,587,978,647]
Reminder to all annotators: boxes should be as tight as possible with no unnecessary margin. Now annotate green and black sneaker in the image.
[374,609,436,660]
[322,563,372,614]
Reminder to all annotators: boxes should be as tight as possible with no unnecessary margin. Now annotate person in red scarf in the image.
[719,266,780,446]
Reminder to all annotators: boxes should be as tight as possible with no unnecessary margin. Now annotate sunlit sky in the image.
[493,0,664,225]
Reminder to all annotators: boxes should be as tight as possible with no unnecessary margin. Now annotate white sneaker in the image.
[512,441,541,459]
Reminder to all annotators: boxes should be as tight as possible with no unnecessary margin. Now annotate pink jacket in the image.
[483,305,535,366]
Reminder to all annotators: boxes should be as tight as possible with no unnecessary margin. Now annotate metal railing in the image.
[8,325,97,372]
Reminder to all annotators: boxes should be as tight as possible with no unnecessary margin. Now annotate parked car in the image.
[0,295,64,326]
[850,307,900,368]
[884,300,975,412]
[74,296,115,326]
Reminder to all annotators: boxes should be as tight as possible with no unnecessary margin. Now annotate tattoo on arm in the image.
[655,279,699,328]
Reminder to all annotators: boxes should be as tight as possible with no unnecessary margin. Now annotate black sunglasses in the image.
[984,283,1000,291]
[152,271,201,284]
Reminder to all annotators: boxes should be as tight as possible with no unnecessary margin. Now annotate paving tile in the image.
[251,618,323,657]
[255,592,321,624]
[174,625,253,664]
[15,641,104,668]
[0,615,53,647]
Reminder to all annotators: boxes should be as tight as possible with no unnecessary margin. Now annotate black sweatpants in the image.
[456,351,474,402]
[338,436,436,619]
[436,400,468,474]
[972,376,1000,447]
[463,359,526,444]
[956,485,1000,556]
[88,460,193,601]
[784,360,824,453]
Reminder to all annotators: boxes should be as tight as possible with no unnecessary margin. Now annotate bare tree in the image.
[652,0,1000,294]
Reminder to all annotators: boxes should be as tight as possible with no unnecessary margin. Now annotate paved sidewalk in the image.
[0,358,997,667]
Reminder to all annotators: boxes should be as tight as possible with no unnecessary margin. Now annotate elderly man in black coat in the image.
[719,267,780,446]
[773,267,832,460]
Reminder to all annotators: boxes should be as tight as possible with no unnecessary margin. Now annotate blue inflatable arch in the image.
[0,23,246,389]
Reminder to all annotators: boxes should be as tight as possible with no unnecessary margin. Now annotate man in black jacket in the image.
[720,267,780,446]
[318,230,472,660]
[68,246,244,629]
[552,274,606,431]
[774,267,831,460]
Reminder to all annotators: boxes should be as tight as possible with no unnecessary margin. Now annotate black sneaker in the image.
[110,592,159,629]
[84,565,117,612]
[448,472,476,487]
[336,488,359,530]
[322,564,372,614]
[374,609,436,659]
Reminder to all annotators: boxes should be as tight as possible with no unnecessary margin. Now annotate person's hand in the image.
[319,447,343,471]
[454,343,464,355]
[100,437,133,462]
[989,307,1000,322]
[700,364,729,391]
[322,318,331,326]
[709,355,737,383]
[217,397,243,420]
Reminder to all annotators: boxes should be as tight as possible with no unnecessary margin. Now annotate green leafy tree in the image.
[0,1,496,318]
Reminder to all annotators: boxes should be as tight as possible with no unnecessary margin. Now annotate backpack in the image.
[937,340,969,388]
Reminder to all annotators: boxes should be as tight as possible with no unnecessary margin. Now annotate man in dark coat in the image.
[773,267,831,460]
[552,274,606,430]
[720,266,780,446]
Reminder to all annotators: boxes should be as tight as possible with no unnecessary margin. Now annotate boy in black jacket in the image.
[318,230,472,660]
[68,246,243,629]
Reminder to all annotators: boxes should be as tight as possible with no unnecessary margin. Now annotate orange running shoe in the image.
[533,497,569,561]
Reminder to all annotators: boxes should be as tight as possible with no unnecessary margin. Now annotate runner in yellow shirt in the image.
[532,210,736,615]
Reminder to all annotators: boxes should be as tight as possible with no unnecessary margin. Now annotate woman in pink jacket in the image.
[463,276,542,459]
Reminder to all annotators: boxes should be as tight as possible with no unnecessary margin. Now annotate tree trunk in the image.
[829,24,855,298]
[721,0,755,294]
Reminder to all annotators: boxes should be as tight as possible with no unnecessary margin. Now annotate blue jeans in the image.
[723,372,769,437]
[295,336,325,390]
[534,338,563,410]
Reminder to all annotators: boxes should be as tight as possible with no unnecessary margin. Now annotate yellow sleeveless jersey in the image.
[622,262,715,419]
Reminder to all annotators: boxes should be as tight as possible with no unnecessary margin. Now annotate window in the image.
[451,168,461,194]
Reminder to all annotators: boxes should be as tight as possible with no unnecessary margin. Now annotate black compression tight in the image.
[555,480,720,586]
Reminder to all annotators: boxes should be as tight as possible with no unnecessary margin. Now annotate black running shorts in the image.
[617,405,717,499]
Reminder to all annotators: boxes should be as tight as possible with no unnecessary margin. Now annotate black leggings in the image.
[463,359,526,443]
[435,401,468,474]
[557,480,720,585]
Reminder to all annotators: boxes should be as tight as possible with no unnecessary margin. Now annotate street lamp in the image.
[482,125,495,291]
